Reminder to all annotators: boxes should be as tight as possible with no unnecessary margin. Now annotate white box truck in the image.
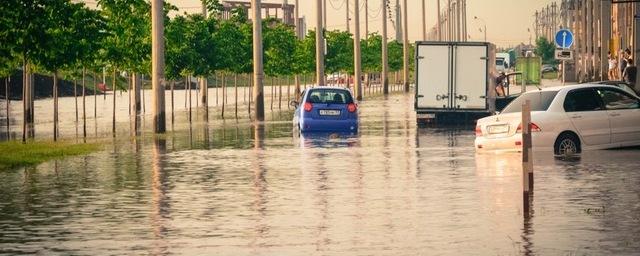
[415,42,497,124]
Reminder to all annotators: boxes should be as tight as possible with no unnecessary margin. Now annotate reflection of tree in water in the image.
[249,130,270,251]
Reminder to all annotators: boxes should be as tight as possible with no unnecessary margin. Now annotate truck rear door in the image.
[453,45,488,110]
[416,44,451,109]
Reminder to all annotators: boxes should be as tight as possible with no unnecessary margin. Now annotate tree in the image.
[325,30,353,75]
[535,37,555,64]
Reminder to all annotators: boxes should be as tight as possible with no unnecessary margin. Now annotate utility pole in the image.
[151,0,166,133]
[382,0,389,94]
[437,0,442,41]
[200,0,208,119]
[346,0,350,33]
[294,0,301,96]
[252,0,265,121]
[402,0,409,92]
[316,0,326,86]
[354,0,362,100]
[323,0,327,29]
[422,0,426,40]
[462,0,467,41]
[396,0,402,41]
[365,0,369,38]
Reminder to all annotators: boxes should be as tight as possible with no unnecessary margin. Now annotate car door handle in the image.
[609,113,621,117]
[571,115,582,119]
[417,95,424,98]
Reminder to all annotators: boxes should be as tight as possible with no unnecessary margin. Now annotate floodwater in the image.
[1,92,640,255]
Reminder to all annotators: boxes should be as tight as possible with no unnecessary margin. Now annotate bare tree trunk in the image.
[184,76,188,108]
[112,70,117,137]
[221,73,225,118]
[171,80,175,128]
[216,73,219,106]
[195,76,199,108]
[234,73,238,119]
[142,78,146,113]
[188,75,192,122]
[74,79,78,124]
[287,76,291,109]
[82,68,87,141]
[93,72,97,118]
[271,77,274,110]
[53,71,59,141]
[5,77,9,136]
[128,74,132,115]
[249,73,253,115]
[243,74,247,103]
[22,59,29,142]
[278,77,282,109]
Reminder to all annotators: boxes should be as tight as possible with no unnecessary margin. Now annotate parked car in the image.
[475,84,640,155]
[592,81,638,97]
[292,87,359,133]
[541,64,558,73]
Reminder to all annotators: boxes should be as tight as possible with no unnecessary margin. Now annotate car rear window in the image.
[306,89,353,104]
[501,91,559,113]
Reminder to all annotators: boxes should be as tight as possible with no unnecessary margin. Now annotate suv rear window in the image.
[502,91,559,113]
[306,89,354,104]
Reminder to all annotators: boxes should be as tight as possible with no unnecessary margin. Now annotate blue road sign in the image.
[555,29,574,49]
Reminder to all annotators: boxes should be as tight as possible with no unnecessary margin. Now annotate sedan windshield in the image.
[306,89,354,104]
[502,91,559,113]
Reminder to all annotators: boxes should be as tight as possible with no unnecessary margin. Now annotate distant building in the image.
[220,0,306,36]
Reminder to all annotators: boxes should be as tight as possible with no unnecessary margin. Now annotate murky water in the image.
[1,93,640,255]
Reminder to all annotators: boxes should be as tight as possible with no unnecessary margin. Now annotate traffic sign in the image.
[555,49,573,60]
[555,29,574,49]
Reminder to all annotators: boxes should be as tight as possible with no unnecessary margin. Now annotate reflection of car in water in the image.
[475,84,640,156]
[291,87,359,133]
[295,132,359,148]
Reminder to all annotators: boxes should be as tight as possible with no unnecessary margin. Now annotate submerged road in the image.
[0,93,639,255]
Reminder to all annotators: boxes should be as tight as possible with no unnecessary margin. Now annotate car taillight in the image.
[304,102,313,112]
[475,125,483,136]
[347,103,357,113]
[517,122,542,133]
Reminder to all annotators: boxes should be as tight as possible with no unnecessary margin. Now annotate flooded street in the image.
[1,93,640,255]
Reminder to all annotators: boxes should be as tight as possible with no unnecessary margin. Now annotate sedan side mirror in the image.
[289,100,299,108]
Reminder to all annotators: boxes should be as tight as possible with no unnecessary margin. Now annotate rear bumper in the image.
[300,118,358,132]
[474,132,555,152]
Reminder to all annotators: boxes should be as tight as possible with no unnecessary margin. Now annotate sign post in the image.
[555,29,574,86]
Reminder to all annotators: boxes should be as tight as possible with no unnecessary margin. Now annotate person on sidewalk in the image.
[608,52,618,80]
[623,58,637,85]
[619,49,631,80]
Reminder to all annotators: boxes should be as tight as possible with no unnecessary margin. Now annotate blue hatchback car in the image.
[292,87,359,133]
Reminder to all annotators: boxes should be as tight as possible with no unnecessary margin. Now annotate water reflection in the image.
[0,94,639,255]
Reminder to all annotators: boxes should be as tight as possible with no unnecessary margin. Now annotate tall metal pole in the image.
[346,0,350,33]
[200,0,208,118]
[354,0,362,100]
[402,0,409,92]
[151,0,166,133]
[437,0,442,41]
[365,0,369,38]
[294,0,301,96]
[252,0,265,121]
[316,0,326,86]
[422,0,427,40]
[382,0,389,94]
[323,0,327,29]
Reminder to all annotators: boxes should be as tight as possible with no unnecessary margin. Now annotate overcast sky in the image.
[135,0,558,47]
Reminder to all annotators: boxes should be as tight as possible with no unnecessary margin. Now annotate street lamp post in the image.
[474,16,486,42]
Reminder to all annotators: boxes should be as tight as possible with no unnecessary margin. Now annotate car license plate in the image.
[487,124,509,134]
[319,110,341,116]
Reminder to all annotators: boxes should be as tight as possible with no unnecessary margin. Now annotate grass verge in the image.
[0,141,101,170]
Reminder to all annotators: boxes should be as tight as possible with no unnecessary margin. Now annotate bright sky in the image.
[148,0,558,47]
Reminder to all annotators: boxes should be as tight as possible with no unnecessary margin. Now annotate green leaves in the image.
[535,37,556,64]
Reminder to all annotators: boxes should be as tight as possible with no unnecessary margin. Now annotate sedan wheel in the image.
[554,133,581,156]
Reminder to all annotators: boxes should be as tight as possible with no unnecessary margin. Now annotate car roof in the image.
[306,86,352,92]
[525,83,620,93]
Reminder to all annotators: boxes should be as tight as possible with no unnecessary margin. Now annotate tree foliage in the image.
[535,37,556,64]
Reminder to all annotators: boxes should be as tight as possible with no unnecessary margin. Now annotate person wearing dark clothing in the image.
[495,72,507,97]
[623,58,637,85]
[620,48,631,79]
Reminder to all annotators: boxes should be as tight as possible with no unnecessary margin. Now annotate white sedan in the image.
[475,84,640,155]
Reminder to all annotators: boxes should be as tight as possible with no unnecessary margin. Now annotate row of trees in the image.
[1,0,411,142]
